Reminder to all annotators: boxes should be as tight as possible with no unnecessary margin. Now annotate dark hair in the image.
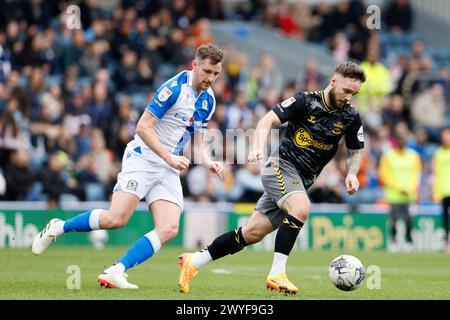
[334,62,366,83]
[195,43,224,65]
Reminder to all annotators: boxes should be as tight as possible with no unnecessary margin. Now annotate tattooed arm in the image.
[345,149,361,195]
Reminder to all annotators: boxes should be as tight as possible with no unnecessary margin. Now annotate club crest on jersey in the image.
[202,99,208,110]
[281,97,296,108]
[126,180,138,191]
[157,87,173,102]
[332,121,344,135]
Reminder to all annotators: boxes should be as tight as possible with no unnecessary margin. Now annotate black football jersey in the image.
[271,90,364,190]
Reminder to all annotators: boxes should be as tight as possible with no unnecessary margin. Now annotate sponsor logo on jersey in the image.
[174,112,193,124]
[307,115,316,124]
[157,87,173,102]
[294,128,334,150]
[281,97,296,108]
[331,121,344,135]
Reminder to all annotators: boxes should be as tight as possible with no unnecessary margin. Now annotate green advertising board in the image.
[228,206,446,252]
[0,204,446,252]
[0,209,183,248]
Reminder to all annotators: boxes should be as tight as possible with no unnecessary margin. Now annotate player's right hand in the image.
[166,154,190,170]
[247,150,263,163]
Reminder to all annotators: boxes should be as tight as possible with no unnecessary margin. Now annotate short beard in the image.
[328,88,338,109]
[328,88,345,109]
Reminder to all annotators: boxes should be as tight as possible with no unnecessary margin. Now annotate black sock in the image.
[406,217,413,243]
[274,215,304,255]
[390,217,397,241]
[207,227,248,260]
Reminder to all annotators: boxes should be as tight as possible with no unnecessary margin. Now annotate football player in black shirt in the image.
[178,62,366,295]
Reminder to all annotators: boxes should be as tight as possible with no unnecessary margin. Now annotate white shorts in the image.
[113,145,184,210]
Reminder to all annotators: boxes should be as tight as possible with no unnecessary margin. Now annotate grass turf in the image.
[1,246,449,300]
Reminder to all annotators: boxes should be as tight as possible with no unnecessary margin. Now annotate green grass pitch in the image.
[1,247,449,300]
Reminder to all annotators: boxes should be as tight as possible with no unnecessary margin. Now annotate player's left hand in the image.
[207,161,224,180]
[345,173,360,195]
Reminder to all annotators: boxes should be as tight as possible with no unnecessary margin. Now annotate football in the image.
[88,230,109,250]
[329,255,365,291]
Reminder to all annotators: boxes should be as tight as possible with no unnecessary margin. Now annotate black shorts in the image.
[255,156,306,228]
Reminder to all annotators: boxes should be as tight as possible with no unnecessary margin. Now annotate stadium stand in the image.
[0,0,449,208]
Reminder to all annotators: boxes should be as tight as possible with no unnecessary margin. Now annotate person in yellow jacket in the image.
[380,131,421,251]
[359,48,392,113]
[433,127,450,252]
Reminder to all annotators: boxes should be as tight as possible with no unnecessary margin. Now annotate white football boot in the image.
[98,272,139,289]
[32,218,62,255]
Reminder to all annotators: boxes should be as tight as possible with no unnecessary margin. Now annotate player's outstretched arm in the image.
[248,110,282,163]
[345,149,361,195]
[136,111,190,170]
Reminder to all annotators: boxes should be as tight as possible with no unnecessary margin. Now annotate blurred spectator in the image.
[379,129,421,251]
[384,0,413,33]
[274,0,303,39]
[309,1,333,42]
[432,127,450,252]
[194,0,225,20]
[4,149,35,200]
[227,163,264,202]
[226,91,253,129]
[292,2,322,40]
[109,96,138,159]
[330,32,350,63]
[87,82,113,137]
[0,42,11,83]
[359,48,392,113]
[309,161,344,203]
[37,151,81,208]
[382,94,409,131]
[77,128,114,185]
[411,83,447,141]
[186,165,216,202]
[256,52,283,97]
[192,18,214,48]
[115,49,139,92]
[62,30,86,72]
[0,97,22,167]
[296,57,325,91]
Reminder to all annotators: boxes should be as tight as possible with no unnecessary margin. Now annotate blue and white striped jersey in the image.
[131,70,216,162]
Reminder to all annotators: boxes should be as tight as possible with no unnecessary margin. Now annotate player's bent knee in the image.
[289,206,310,223]
[100,212,129,229]
[157,224,179,243]
[243,227,266,244]
[106,218,127,229]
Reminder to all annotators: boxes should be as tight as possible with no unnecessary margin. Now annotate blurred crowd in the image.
[0,0,449,208]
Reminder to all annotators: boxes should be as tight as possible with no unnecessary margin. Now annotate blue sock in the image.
[118,236,155,270]
[63,210,93,232]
